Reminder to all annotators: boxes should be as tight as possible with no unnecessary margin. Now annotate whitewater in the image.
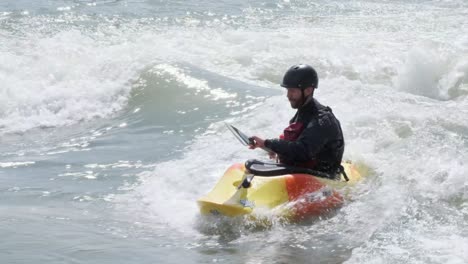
[1,0,467,263]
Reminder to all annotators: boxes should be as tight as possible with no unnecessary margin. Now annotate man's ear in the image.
[304,87,314,97]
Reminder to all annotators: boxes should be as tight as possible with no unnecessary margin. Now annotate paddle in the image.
[224,123,273,153]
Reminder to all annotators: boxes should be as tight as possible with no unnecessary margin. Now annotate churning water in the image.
[1,0,467,263]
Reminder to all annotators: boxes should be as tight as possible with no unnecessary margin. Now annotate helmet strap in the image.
[299,88,314,108]
[300,89,306,108]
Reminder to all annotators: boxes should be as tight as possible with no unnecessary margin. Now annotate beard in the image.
[289,98,301,109]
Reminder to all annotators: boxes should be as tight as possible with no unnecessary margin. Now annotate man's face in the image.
[287,87,304,109]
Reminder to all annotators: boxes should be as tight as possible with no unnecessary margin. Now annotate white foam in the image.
[0,28,158,134]
[396,44,468,100]
[2,6,467,134]
[0,161,35,168]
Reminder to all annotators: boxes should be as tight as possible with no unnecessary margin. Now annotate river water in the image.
[1,0,467,263]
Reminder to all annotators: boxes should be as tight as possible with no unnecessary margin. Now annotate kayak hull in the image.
[197,162,362,222]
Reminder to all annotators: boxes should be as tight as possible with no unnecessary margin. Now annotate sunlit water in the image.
[1,0,467,263]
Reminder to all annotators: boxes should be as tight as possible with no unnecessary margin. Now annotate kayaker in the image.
[249,64,345,175]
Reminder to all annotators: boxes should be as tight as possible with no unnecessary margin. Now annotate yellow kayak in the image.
[197,159,363,222]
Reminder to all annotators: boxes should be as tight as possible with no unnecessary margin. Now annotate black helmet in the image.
[281,64,318,89]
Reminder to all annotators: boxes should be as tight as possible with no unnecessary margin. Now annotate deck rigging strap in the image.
[338,165,349,182]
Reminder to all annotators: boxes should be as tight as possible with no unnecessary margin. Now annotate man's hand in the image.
[248,136,265,149]
[249,136,277,160]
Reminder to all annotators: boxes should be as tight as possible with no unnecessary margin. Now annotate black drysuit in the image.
[264,98,344,173]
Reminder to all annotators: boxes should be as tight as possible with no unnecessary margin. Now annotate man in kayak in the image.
[249,64,345,175]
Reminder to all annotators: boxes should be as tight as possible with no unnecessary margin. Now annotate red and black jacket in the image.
[264,98,344,173]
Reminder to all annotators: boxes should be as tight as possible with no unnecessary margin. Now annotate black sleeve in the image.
[264,114,335,163]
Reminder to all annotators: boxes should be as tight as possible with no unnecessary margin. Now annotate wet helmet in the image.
[280,64,318,89]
